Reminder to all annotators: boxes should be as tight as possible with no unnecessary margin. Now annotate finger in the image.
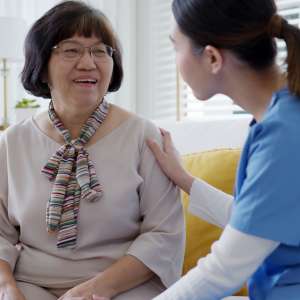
[159,127,168,134]
[160,130,174,153]
[159,127,171,137]
[146,139,166,163]
[158,128,174,150]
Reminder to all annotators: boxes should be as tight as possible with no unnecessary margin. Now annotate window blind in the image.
[182,0,300,119]
[148,0,300,121]
[150,0,177,120]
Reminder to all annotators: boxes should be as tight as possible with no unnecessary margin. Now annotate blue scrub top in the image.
[230,87,300,300]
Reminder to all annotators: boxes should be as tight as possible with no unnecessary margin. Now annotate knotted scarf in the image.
[42,100,109,248]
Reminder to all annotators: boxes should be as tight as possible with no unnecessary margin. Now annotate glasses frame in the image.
[52,41,115,61]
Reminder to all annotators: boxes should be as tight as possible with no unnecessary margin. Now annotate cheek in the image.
[176,51,200,87]
[176,53,211,100]
[107,61,114,79]
[97,60,114,88]
[48,61,68,87]
[107,64,114,82]
[48,72,72,98]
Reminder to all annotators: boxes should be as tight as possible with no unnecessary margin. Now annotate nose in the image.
[76,50,97,70]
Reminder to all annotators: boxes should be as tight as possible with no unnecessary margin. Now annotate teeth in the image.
[74,79,97,83]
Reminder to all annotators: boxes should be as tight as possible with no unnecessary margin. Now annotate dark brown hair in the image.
[172,0,300,96]
[21,0,123,99]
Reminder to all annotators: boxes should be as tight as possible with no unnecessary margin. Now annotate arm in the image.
[147,129,194,194]
[78,139,184,296]
[0,134,20,270]
[0,259,26,300]
[153,225,279,300]
[0,259,17,288]
[60,122,185,299]
[189,179,233,227]
[59,255,154,299]
[147,129,233,227]
[126,122,185,288]
[93,255,153,297]
[0,135,25,300]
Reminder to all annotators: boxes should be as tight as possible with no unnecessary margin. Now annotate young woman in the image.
[148,0,300,299]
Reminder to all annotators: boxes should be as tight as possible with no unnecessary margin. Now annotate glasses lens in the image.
[92,44,114,58]
[60,42,82,59]
[56,42,114,60]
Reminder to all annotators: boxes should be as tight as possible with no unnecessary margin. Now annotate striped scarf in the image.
[42,100,109,248]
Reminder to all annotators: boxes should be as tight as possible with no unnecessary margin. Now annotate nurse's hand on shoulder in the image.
[147,128,195,194]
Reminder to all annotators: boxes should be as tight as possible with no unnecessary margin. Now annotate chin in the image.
[192,90,211,101]
[72,97,100,108]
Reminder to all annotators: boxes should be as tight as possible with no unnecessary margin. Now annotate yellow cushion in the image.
[182,148,247,296]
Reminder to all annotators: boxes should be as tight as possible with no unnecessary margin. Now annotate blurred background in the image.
[0,0,299,128]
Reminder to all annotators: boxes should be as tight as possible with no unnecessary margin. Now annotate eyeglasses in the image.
[52,41,115,61]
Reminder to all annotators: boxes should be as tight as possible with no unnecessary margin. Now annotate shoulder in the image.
[242,91,300,178]
[1,118,36,146]
[109,105,162,155]
[110,104,160,139]
[250,89,300,150]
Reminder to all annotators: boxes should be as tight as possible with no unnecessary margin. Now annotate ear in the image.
[203,45,223,74]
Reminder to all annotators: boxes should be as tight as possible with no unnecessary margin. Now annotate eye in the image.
[92,47,107,57]
[64,47,80,54]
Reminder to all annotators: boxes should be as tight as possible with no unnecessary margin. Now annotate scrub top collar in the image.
[249,86,289,127]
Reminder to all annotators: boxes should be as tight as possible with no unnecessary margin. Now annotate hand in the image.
[58,276,113,300]
[0,284,27,300]
[147,128,195,194]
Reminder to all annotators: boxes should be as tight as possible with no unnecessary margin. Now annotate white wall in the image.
[155,115,252,155]
[101,0,137,112]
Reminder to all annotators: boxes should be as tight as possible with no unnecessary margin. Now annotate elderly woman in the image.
[0,1,185,300]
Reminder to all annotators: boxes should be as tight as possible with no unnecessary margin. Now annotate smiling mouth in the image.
[73,79,98,84]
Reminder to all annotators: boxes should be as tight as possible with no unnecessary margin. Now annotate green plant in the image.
[15,98,40,109]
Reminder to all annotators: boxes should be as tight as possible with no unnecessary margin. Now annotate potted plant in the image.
[15,98,40,122]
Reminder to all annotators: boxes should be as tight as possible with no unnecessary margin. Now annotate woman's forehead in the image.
[62,34,102,44]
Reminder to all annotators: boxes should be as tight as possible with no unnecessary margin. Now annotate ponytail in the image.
[268,14,300,96]
[281,21,300,97]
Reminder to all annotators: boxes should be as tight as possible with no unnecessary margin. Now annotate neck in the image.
[51,100,100,139]
[222,61,286,122]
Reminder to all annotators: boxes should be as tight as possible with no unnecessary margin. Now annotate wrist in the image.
[175,170,195,194]
[94,273,118,298]
[0,275,16,289]
[0,260,16,289]
[0,279,17,290]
